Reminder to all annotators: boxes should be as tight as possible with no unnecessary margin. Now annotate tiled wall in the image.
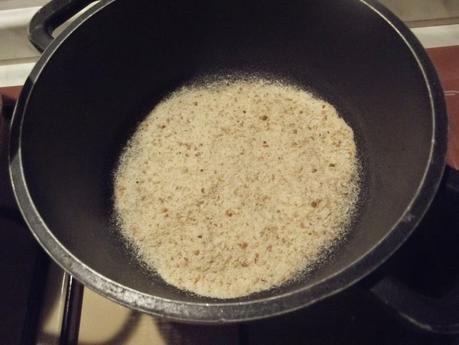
[380,0,459,22]
[0,0,46,11]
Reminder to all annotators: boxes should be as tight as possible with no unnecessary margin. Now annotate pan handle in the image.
[369,167,459,334]
[29,0,98,52]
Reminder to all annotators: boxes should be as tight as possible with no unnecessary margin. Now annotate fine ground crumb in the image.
[114,76,360,299]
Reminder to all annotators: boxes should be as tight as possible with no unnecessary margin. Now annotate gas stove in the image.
[1,4,459,345]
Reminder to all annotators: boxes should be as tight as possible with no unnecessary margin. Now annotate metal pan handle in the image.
[29,0,98,52]
[369,167,459,334]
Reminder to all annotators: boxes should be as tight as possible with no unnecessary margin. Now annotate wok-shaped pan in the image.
[9,0,450,325]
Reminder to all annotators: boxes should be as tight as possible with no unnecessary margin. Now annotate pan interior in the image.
[18,0,433,304]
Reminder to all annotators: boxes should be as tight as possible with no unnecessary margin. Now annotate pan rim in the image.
[8,0,448,323]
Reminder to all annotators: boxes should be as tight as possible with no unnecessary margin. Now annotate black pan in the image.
[9,0,448,324]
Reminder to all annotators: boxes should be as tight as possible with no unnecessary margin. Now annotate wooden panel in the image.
[427,45,459,170]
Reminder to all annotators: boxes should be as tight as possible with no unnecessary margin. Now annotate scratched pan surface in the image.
[9,0,446,322]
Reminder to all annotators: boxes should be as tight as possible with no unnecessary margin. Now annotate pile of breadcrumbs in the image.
[114,77,360,299]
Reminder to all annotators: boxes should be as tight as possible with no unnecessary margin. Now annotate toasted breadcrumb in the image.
[114,77,360,299]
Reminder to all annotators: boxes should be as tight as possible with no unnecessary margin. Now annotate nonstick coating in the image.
[9,0,447,322]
